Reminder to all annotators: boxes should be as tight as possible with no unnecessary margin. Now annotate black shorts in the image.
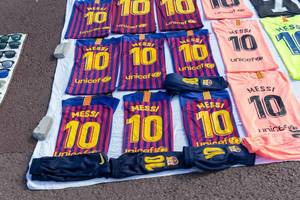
[30,153,110,182]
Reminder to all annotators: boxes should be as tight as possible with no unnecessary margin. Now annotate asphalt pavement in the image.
[0,0,299,199]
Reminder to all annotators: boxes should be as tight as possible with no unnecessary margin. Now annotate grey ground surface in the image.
[0,0,299,199]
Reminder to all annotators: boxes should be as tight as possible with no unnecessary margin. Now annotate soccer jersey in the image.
[201,0,252,20]
[54,96,120,157]
[179,91,240,147]
[155,0,203,32]
[123,91,174,153]
[227,71,300,137]
[250,0,300,18]
[261,16,300,80]
[212,19,278,73]
[243,131,300,160]
[64,0,112,39]
[118,34,166,91]
[166,29,219,78]
[66,38,120,95]
[111,0,156,34]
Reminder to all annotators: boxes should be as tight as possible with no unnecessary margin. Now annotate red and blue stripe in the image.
[155,0,203,32]
[64,0,112,39]
[118,34,166,91]
[122,92,174,153]
[65,38,120,95]
[166,29,219,78]
[179,91,239,147]
[54,96,120,156]
[111,0,156,34]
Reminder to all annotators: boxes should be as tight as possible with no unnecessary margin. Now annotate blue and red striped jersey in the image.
[179,91,240,147]
[166,29,219,78]
[123,91,174,153]
[111,0,156,34]
[118,34,166,91]
[66,38,120,95]
[64,0,112,39]
[54,96,120,157]
[155,0,203,32]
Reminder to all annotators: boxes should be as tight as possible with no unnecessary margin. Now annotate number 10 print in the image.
[277,31,300,55]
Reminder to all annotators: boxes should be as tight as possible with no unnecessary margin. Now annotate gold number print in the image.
[64,120,100,149]
[161,0,195,16]
[144,155,166,171]
[84,11,107,25]
[130,47,157,66]
[119,0,150,16]
[82,51,109,71]
[197,110,233,138]
[179,44,208,62]
[126,114,163,143]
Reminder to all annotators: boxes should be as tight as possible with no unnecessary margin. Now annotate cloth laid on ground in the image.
[26,0,300,190]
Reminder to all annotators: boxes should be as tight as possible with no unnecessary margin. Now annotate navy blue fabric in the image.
[183,144,255,171]
[110,152,185,178]
[30,153,110,182]
[164,73,228,94]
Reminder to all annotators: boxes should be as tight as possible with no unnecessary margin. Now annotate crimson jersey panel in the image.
[155,0,203,32]
[166,29,219,78]
[64,0,112,39]
[123,92,174,153]
[179,91,240,147]
[54,96,120,157]
[111,0,156,34]
[66,38,120,95]
[118,34,166,91]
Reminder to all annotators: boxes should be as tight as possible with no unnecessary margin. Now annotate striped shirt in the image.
[118,34,166,91]
[111,0,156,34]
[166,29,219,78]
[155,0,203,32]
[179,91,240,147]
[54,96,119,157]
[64,0,112,39]
[66,38,120,95]
[123,92,174,153]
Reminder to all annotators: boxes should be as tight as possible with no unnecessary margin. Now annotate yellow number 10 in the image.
[84,11,107,25]
[161,0,195,16]
[130,47,157,66]
[64,121,100,149]
[119,0,150,16]
[197,110,233,138]
[179,44,208,62]
[144,155,166,171]
[83,51,109,71]
[126,115,163,143]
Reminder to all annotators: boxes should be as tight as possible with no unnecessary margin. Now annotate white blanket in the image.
[26,0,300,190]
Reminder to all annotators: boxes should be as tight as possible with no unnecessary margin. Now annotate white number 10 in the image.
[263,0,300,13]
